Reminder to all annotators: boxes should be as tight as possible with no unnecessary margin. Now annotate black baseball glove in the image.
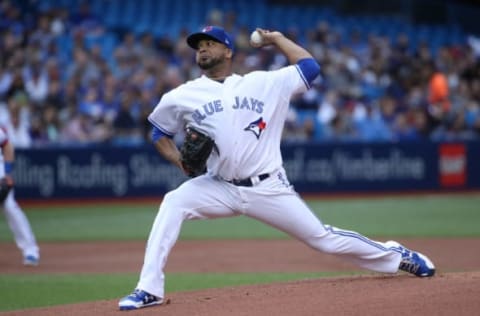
[0,177,13,203]
[180,127,215,177]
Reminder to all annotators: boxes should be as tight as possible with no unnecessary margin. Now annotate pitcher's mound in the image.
[8,272,480,316]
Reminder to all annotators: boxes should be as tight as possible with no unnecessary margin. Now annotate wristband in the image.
[5,162,13,175]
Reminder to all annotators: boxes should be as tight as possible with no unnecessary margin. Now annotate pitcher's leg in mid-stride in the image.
[119,175,240,311]
[240,188,436,280]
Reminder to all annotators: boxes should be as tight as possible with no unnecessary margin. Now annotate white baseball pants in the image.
[2,190,39,259]
[137,169,402,298]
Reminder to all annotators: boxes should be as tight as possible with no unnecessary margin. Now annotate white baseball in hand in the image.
[250,30,263,46]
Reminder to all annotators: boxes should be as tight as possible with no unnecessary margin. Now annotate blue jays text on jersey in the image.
[192,96,265,125]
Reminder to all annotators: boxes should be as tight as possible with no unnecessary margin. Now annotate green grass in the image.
[1,194,479,241]
[308,195,480,237]
[0,194,479,311]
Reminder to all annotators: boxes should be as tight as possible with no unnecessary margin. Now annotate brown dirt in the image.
[1,238,479,316]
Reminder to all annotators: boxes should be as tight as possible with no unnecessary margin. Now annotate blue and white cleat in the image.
[118,289,163,310]
[389,241,435,277]
[23,255,39,266]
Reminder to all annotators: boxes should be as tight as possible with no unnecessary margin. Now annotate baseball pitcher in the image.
[119,26,435,310]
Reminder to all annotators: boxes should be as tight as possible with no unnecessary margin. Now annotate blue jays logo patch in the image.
[244,117,267,139]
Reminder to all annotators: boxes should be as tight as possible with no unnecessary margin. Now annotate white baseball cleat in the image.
[23,255,39,266]
[388,241,435,277]
[119,289,163,310]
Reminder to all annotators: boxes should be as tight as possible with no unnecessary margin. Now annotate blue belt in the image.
[228,173,270,187]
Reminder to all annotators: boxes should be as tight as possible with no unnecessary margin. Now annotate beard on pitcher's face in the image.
[197,54,226,70]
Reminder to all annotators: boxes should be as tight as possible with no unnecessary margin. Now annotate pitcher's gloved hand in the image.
[180,127,215,177]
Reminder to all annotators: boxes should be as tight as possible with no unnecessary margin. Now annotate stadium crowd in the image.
[0,0,479,148]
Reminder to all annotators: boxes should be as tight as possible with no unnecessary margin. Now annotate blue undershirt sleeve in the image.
[297,58,321,87]
[151,126,173,142]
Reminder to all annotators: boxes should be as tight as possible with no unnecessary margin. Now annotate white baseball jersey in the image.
[148,65,307,180]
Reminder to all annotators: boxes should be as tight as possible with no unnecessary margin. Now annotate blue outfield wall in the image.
[14,141,479,199]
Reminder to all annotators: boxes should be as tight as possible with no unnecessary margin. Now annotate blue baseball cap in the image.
[187,26,234,51]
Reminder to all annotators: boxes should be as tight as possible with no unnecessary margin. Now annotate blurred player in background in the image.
[0,127,40,266]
